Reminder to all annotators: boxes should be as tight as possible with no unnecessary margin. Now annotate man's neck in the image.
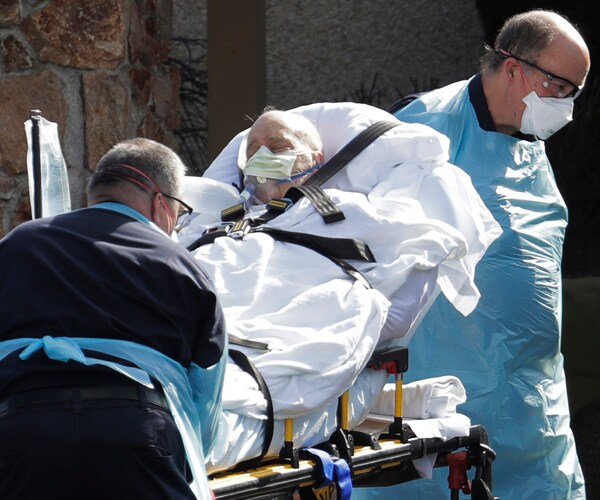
[481,70,520,136]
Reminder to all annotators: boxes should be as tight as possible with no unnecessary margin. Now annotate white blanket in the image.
[190,186,471,417]
[371,376,467,419]
[206,367,470,475]
[183,102,501,471]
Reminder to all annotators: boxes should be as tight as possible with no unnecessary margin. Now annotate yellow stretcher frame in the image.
[209,425,495,499]
[208,347,497,499]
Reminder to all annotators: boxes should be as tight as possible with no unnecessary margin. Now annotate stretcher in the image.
[207,347,498,499]
[209,426,495,499]
[181,102,503,498]
[24,104,502,499]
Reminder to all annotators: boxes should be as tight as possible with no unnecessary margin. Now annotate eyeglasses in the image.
[498,50,583,99]
[161,193,194,230]
[101,164,195,231]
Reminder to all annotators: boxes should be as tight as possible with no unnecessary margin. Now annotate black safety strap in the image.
[284,185,345,223]
[388,92,426,115]
[252,227,374,288]
[228,349,274,471]
[305,120,400,187]
[246,198,295,226]
[275,120,398,224]
[187,225,374,261]
[252,227,374,262]
[187,230,225,251]
[229,334,270,351]
[187,225,375,287]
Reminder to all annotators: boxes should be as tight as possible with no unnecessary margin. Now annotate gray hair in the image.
[256,108,323,152]
[480,10,577,71]
[88,138,187,198]
[247,108,324,178]
[286,113,323,153]
[281,112,323,176]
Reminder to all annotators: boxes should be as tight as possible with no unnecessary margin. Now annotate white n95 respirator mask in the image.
[242,146,298,180]
[520,91,574,140]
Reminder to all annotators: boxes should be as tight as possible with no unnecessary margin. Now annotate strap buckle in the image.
[229,218,251,239]
[266,198,293,214]
[202,221,233,236]
[221,202,247,222]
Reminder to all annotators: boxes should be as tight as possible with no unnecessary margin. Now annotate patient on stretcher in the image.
[178,102,501,474]
[237,109,324,204]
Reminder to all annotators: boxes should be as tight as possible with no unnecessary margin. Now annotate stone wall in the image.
[0,0,179,237]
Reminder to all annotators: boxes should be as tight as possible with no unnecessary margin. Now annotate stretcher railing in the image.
[208,347,498,499]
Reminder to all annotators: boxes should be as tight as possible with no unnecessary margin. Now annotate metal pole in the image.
[30,109,42,219]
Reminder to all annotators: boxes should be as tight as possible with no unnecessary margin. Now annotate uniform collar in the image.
[89,201,165,234]
[468,73,495,132]
[468,73,533,140]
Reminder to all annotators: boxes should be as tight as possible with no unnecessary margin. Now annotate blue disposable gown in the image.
[0,336,226,500]
[355,76,584,499]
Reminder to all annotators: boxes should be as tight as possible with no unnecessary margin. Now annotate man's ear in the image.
[150,191,161,219]
[151,192,170,232]
[504,57,521,80]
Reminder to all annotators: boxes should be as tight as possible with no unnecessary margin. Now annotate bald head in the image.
[482,10,590,84]
[241,109,324,202]
[245,110,323,164]
[479,10,590,136]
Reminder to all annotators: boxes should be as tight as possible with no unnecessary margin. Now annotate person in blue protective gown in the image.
[0,138,227,500]
[354,9,591,500]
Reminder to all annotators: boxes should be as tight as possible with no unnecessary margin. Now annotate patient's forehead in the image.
[246,113,304,158]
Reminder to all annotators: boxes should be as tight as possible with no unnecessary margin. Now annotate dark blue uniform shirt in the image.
[0,206,226,396]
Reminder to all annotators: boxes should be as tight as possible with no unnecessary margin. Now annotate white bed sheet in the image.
[182,102,500,473]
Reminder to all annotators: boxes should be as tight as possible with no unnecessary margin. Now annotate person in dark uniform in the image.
[0,138,226,499]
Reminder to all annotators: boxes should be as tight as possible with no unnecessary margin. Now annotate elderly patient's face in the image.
[244,113,314,202]
[246,113,305,159]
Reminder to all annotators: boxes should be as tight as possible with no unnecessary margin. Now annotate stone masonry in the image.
[0,0,179,237]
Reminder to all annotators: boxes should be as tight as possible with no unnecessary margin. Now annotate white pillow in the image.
[203,102,404,186]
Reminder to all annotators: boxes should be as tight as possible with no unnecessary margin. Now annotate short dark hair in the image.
[88,138,187,198]
[480,10,574,71]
